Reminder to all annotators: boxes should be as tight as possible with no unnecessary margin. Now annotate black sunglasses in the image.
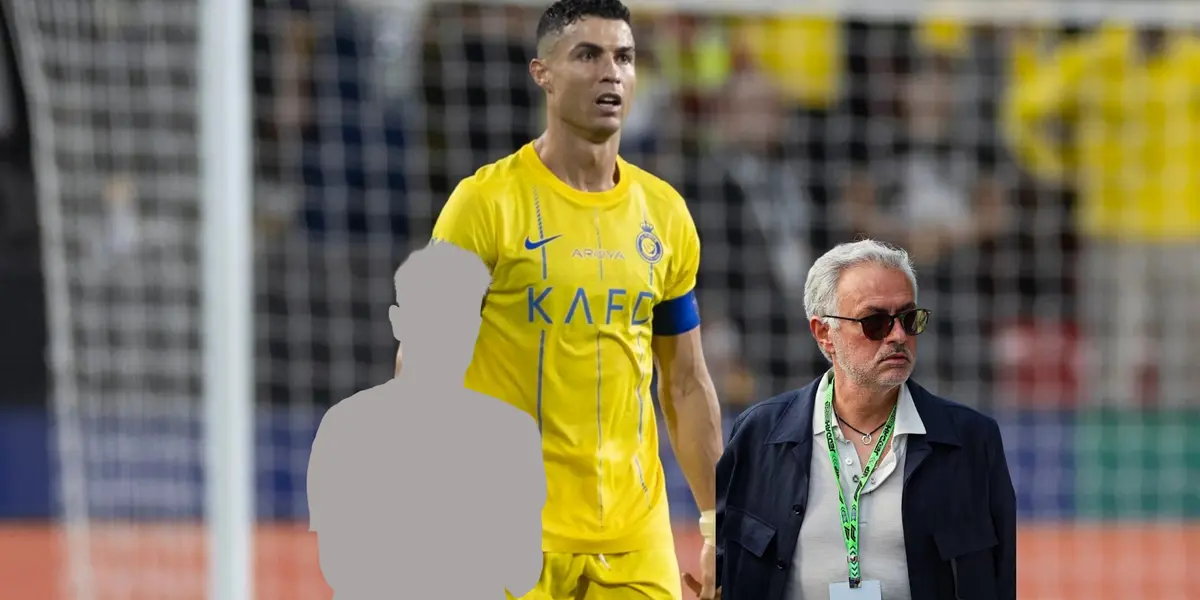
[821,308,931,341]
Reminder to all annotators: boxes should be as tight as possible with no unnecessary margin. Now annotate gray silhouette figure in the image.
[308,242,547,599]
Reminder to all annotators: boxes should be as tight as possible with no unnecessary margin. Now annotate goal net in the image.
[9,0,1199,598]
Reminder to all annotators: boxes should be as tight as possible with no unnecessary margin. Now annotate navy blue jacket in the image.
[715,378,1016,600]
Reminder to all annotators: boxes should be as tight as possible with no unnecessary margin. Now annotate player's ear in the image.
[530,58,552,93]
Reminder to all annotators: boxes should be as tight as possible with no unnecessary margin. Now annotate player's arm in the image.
[651,209,723,540]
[1001,36,1088,183]
[395,178,498,373]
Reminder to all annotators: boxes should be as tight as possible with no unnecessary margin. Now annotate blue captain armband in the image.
[652,290,701,336]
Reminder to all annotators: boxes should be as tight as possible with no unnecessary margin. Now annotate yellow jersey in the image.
[430,142,702,555]
[1004,25,1200,240]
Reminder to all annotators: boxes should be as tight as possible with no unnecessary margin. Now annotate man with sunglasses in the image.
[714,239,1016,600]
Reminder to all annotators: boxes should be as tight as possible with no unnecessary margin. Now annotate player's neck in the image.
[831,372,900,431]
[533,127,621,193]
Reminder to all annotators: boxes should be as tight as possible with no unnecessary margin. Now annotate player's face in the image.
[540,18,637,140]
[816,264,918,389]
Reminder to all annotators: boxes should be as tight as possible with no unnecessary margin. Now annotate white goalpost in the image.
[8,0,257,597]
[199,0,254,598]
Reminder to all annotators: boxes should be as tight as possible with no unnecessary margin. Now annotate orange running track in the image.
[0,522,1197,599]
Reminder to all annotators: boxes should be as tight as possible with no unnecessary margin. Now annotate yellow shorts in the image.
[506,546,683,600]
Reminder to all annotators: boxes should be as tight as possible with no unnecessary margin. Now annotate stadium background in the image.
[0,0,1197,598]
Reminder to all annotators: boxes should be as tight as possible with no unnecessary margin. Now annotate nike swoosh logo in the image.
[524,234,563,250]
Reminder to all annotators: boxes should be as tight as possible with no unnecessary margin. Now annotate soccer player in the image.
[411,0,724,598]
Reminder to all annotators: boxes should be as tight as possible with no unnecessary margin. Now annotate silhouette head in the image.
[388,242,490,376]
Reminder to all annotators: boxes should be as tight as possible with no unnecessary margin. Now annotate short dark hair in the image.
[535,0,631,49]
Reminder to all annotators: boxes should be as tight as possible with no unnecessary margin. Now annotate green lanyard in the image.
[822,378,897,588]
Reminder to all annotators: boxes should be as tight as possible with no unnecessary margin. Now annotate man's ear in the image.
[530,58,552,93]
[810,316,834,359]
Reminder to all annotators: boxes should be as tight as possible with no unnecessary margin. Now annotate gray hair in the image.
[803,240,919,359]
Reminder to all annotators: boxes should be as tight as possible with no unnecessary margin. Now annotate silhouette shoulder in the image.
[310,383,397,480]
[323,383,394,423]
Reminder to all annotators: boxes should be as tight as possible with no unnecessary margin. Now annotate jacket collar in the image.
[807,369,926,438]
[765,375,962,448]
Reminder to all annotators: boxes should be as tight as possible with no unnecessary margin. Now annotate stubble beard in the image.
[831,334,912,391]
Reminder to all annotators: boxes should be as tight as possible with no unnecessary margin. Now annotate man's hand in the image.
[682,542,718,600]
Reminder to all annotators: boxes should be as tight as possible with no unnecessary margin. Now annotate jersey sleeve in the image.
[430,178,499,270]
[666,206,701,301]
[653,198,702,336]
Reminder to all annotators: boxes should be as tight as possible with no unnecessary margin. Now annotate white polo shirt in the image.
[788,370,926,600]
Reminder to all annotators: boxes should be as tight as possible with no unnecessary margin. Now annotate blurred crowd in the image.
[247,1,1200,415]
[2,1,1197,417]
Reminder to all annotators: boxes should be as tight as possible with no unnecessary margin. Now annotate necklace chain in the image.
[835,411,888,444]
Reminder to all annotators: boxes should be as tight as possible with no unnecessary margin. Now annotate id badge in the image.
[829,580,882,600]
